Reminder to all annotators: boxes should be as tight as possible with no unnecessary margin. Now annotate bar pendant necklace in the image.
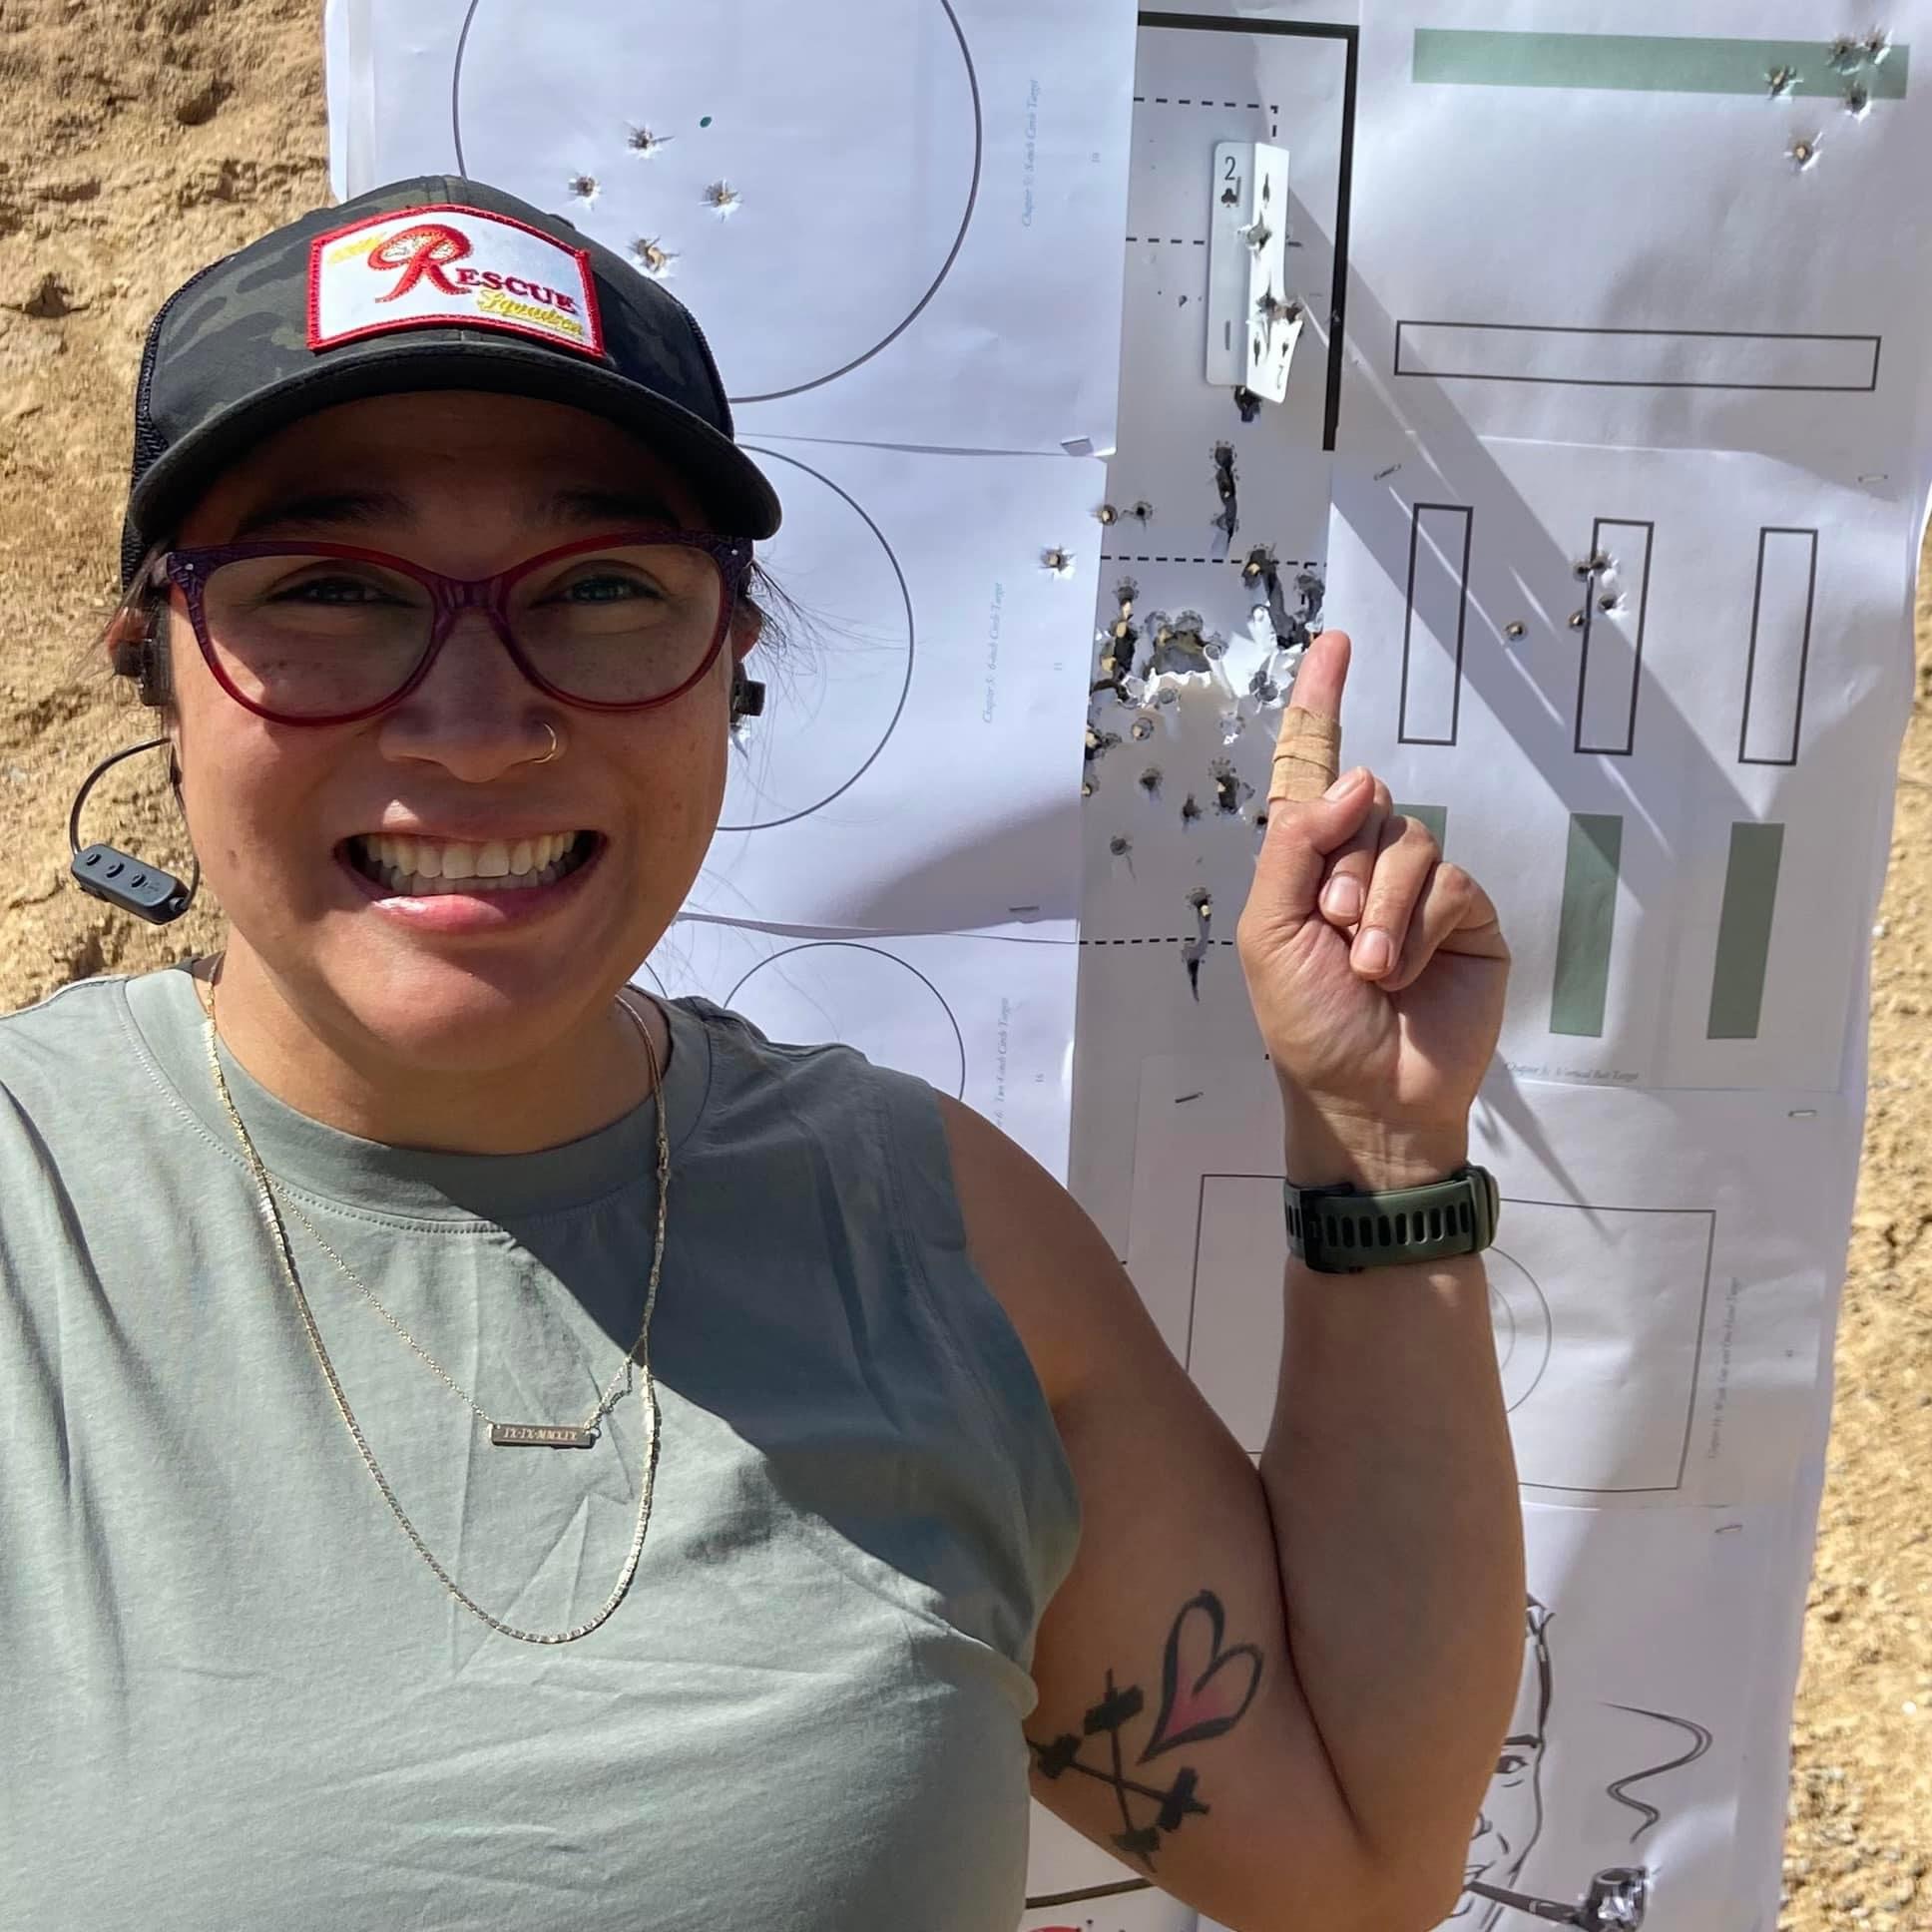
[491,1423,598,1449]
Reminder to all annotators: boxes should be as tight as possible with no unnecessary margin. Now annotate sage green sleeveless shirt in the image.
[0,964,1080,1929]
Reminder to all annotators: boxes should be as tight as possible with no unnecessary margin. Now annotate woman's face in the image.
[166,389,754,1074]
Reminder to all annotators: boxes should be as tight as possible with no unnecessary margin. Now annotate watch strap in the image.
[1283,1165,1500,1275]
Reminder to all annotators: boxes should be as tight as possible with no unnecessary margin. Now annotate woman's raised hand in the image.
[1234,630,1510,1188]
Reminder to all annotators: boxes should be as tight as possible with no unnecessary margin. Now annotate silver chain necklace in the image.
[200,966,671,1645]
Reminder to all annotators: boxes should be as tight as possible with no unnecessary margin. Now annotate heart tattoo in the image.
[1025,1587,1263,1873]
[1140,1590,1265,1763]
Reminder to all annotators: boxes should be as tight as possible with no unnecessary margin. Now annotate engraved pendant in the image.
[490,1422,598,1449]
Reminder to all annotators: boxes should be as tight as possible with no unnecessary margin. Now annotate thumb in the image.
[1253,765,1377,921]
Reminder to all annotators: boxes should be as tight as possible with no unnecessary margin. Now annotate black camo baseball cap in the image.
[120,175,782,584]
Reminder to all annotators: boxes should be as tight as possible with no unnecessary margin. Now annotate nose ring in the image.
[531,721,561,765]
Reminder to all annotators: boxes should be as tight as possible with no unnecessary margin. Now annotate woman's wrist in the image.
[1280,1093,1470,1192]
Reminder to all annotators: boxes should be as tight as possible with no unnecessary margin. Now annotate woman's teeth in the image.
[349,831,592,895]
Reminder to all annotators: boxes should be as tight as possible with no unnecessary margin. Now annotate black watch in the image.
[1282,1165,1500,1275]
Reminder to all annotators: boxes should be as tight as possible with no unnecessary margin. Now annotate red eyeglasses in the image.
[162,526,755,726]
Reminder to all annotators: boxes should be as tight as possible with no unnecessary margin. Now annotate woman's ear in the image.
[105,605,150,680]
[730,605,765,661]
[107,600,175,710]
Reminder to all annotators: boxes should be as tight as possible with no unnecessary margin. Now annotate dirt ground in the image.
[0,2,1926,1921]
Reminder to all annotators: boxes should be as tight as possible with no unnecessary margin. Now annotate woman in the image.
[1,177,1523,1930]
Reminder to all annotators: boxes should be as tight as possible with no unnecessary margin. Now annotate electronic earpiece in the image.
[730,670,765,722]
[67,736,200,925]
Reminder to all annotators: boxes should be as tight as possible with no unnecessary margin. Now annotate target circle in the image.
[726,943,966,1098]
[451,0,982,401]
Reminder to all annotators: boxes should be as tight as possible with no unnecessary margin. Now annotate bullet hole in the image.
[1246,552,1324,661]
[1219,709,1246,744]
[1184,887,1213,998]
[1865,28,1892,64]
[1109,834,1132,858]
[632,237,678,277]
[1180,794,1204,827]
[1827,34,1863,71]
[1096,503,1119,525]
[1210,443,1240,551]
[1130,716,1156,741]
[1085,724,1122,767]
[1251,806,1269,834]
[568,173,599,203]
[1153,683,1180,708]
[1233,386,1263,424]
[1092,592,1142,702]
[1766,65,1798,98]
[1239,216,1272,253]
[1504,619,1528,640]
[628,127,670,155]
[706,180,741,215]
[1789,134,1821,170]
[1255,289,1299,326]
[1248,666,1281,708]
[1597,591,1624,614]
[1139,765,1163,797]
[700,113,716,126]
[1568,610,1588,630]
[1042,546,1076,577]
[1081,776,1096,799]
[1210,758,1251,815]
[1844,78,1872,117]
[1573,548,1612,580]
[1148,612,1216,678]
[1132,501,1154,525]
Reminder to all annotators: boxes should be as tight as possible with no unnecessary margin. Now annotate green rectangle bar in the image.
[1413,29,1909,99]
[1707,822,1785,1040]
[1551,813,1623,1038]
[1394,802,1448,848]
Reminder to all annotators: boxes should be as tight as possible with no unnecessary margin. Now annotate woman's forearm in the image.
[1256,1123,1525,1914]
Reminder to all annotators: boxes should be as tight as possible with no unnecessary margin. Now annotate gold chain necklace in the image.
[200,966,671,1645]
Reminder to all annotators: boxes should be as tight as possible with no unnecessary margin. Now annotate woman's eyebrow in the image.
[541,485,678,525]
[232,488,413,539]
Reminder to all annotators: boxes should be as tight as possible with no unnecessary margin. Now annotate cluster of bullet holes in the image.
[1083,554,1322,842]
[1780,28,1894,169]
[571,118,723,280]
[1569,546,1624,630]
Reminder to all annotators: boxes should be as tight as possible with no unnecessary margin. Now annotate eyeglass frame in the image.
[159,526,757,727]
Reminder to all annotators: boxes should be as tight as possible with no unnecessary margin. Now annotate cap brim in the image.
[128,332,783,545]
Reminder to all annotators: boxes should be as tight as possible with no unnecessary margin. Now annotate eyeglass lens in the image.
[198,545,727,717]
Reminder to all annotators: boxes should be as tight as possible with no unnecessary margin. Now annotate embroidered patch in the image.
[307,205,606,358]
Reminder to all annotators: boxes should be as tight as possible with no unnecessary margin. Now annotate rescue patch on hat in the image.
[307,205,605,358]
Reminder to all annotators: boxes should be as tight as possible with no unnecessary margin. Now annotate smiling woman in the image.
[3,175,1524,1932]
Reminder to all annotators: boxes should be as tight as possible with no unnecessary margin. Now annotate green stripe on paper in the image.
[1551,813,1623,1038]
[1413,30,1910,99]
[1707,822,1785,1040]
[1394,803,1448,847]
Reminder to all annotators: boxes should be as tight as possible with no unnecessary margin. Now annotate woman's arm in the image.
[941,630,1523,1932]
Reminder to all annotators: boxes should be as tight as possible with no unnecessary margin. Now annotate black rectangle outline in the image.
[1187,1174,1717,1495]
[1575,516,1654,756]
[1139,12,1358,449]
[1399,501,1472,746]
[1738,526,1819,767]
[1392,319,1883,394]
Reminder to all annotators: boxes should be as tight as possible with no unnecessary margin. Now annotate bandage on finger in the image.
[1267,707,1343,804]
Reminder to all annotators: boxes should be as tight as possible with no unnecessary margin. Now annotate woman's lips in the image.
[335,834,606,934]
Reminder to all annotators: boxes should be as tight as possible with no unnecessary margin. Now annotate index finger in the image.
[1267,629,1351,805]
